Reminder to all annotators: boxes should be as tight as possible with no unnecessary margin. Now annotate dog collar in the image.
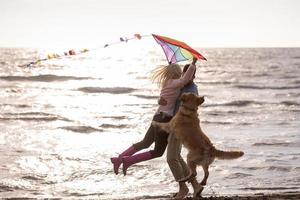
[182,105,197,112]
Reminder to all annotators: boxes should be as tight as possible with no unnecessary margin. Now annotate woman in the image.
[110,58,197,176]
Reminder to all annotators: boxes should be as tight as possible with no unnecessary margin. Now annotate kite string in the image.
[20,33,151,68]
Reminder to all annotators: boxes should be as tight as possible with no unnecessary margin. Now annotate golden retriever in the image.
[152,93,244,187]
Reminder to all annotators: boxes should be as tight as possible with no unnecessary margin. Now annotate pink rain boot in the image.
[110,145,137,175]
[122,151,153,176]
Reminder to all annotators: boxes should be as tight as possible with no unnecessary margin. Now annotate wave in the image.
[41,180,57,185]
[123,103,154,107]
[206,100,299,108]
[64,157,90,162]
[0,74,97,82]
[1,103,31,108]
[0,183,23,192]
[136,76,148,80]
[225,172,253,179]
[267,166,292,172]
[249,166,291,172]
[243,186,300,190]
[100,123,128,129]
[295,167,300,171]
[280,101,300,106]
[0,185,13,192]
[59,126,103,133]
[63,191,105,197]
[207,110,254,117]
[222,100,256,106]
[201,120,233,125]
[235,165,293,172]
[240,166,265,171]
[235,84,300,90]
[276,92,300,98]
[78,87,136,94]
[207,100,261,107]
[293,80,300,84]
[132,94,159,99]
[101,116,127,120]
[22,175,45,181]
[0,112,71,122]
[253,142,293,147]
[196,80,236,85]
[0,117,61,121]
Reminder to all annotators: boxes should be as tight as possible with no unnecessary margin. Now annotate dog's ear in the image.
[180,93,188,102]
[197,96,205,105]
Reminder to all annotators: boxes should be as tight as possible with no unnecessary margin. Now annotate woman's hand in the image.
[192,57,197,65]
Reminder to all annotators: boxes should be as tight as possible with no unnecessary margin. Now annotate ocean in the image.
[0,46,299,199]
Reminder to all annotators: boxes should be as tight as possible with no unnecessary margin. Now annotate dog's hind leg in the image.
[200,164,209,185]
[178,153,197,182]
[188,160,197,180]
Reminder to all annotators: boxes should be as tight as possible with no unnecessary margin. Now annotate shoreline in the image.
[190,192,300,200]
[134,192,300,200]
[2,192,300,200]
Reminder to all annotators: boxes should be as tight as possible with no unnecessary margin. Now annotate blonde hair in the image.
[151,64,182,88]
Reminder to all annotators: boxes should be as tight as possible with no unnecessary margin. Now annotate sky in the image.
[0,0,299,48]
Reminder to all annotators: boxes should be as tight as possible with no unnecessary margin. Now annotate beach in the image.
[189,192,300,200]
[3,192,300,200]
[129,192,300,200]
[0,47,299,199]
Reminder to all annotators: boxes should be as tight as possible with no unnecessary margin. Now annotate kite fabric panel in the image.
[152,34,207,64]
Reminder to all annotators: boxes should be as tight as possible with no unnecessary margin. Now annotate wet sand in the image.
[2,192,300,199]
[186,192,300,200]
[123,191,300,200]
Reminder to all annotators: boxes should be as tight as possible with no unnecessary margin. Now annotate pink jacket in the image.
[157,64,196,116]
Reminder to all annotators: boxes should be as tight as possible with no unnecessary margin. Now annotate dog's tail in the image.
[214,148,244,160]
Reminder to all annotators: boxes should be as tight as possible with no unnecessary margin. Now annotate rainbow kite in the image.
[152,34,206,64]
[20,33,206,67]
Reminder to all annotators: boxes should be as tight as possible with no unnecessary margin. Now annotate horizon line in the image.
[0,45,300,49]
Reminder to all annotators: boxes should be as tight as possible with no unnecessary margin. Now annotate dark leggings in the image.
[133,113,172,158]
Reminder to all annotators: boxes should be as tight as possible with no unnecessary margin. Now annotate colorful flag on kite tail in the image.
[20,34,145,67]
[20,33,206,67]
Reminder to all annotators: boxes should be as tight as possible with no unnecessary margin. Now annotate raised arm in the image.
[170,57,197,88]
